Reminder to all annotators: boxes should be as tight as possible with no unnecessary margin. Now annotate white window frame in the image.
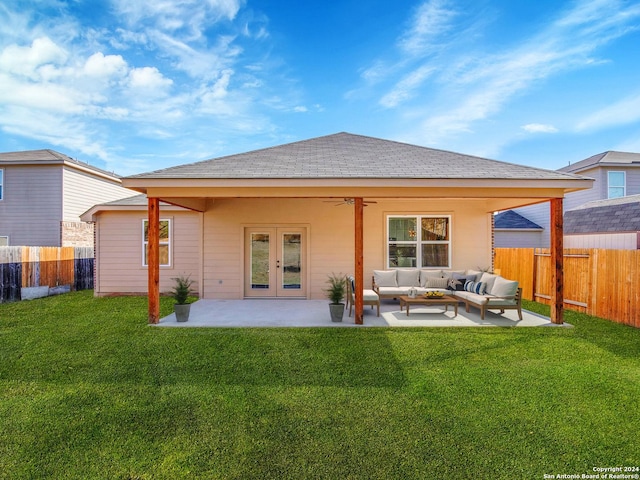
[0,236,8,246]
[0,168,4,201]
[142,218,171,267]
[608,171,626,199]
[386,215,451,269]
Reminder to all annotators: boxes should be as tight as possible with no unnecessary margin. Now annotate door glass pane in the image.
[282,233,301,289]
[251,233,270,289]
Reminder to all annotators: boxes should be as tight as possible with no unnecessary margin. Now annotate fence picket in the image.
[0,246,93,303]
[495,248,639,327]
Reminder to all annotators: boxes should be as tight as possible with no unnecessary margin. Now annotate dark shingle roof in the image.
[127,132,585,181]
[565,194,640,233]
[0,149,121,179]
[494,210,543,230]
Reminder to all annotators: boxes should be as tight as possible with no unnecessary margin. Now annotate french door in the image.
[244,227,306,297]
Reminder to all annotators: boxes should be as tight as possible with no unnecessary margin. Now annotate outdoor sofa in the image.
[372,269,522,320]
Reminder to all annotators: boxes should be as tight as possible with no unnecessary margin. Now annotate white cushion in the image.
[419,269,443,286]
[397,269,419,287]
[454,290,488,304]
[441,270,465,279]
[374,270,397,287]
[466,269,485,282]
[426,277,449,289]
[479,272,499,294]
[490,276,518,298]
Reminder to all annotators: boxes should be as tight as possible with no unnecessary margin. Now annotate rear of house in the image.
[83,133,592,321]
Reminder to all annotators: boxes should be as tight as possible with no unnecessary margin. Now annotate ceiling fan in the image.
[322,198,377,206]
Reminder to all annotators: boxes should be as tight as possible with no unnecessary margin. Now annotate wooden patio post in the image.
[148,197,160,324]
[354,197,364,325]
[550,198,564,324]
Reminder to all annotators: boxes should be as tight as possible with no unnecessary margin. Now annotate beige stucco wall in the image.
[93,197,495,299]
[94,209,202,296]
[202,197,493,300]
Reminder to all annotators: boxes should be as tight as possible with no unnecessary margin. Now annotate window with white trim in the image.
[608,171,625,199]
[387,215,451,268]
[0,169,4,200]
[142,219,171,266]
[0,236,8,246]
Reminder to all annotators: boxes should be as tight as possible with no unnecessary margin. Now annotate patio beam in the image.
[148,197,160,324]
[354,197,364,325]
[550,198,563,324]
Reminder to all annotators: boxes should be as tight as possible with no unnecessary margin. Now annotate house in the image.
[495,151,640,248]
[494,210,543,248]
[564,194,640,249]
[0,149,135,247]
[81,132,593,324]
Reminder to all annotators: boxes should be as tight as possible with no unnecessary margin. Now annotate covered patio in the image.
[154,298,567,328]
[114,133,595,327]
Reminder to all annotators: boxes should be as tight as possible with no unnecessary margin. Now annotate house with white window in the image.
[0,149,135,246]
[81,132,592,324]
[494,151,639,248]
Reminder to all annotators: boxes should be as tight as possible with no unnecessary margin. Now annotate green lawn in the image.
[1,291,639,479]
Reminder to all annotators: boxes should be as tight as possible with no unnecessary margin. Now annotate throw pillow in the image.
[397,269,420,287]
[419,269,443,287]
[426,277,449,289]
[451,273,475,291]
[447,277,462,291]
[464,280,487,295]
[374,270,397,287]
[479,273,498,294]
[466,269,484,282]
[491,276,518,297]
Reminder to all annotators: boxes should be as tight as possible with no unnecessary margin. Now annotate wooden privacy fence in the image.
[0,246,94,303]
[495,248,639,328]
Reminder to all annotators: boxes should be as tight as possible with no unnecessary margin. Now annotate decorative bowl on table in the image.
[424,291,444,298]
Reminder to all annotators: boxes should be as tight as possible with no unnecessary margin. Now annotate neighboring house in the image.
[495,151,640,248]
[494,210,543,248]
[81,132,592,323]
[564,194,640,249]
[0,149,134,247]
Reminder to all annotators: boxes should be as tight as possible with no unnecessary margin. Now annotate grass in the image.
[1,291,639,479]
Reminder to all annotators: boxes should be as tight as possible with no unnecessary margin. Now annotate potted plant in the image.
[171,275,194,322]
[324,273,347,322]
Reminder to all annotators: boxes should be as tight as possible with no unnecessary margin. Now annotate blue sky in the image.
[1,0,639,175]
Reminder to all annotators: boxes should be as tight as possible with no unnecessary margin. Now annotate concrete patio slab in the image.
[155,299,568,328]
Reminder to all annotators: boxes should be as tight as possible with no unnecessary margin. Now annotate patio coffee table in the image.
[399,294,459,317]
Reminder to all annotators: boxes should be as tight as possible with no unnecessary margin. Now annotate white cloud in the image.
[380,65,435,108]
[398,0,458,56]
[522,123,559,134]
[394,0,640,146]
[128,66,173,93]
[576,92,640,131]
[112,0,242,33]
[0,37,67,79]
[83,52,128,78]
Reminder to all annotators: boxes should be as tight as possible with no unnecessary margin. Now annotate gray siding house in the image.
[495,151,640,248]
[0,149,134,247]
